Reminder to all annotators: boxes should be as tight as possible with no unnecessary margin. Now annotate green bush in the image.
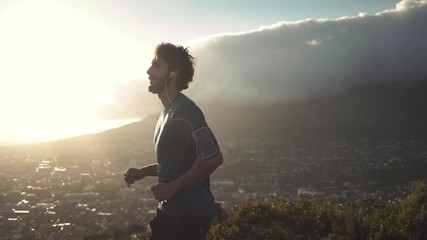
[207,181,427,240]
[208,197,326,240]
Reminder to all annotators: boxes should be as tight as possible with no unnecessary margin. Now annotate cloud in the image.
[396,0,427,10]
[106,0,427,119]
[186,0,427,105]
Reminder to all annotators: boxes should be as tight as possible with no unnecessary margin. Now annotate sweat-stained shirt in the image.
[154,93,219,217]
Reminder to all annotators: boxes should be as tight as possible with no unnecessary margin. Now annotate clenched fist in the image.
[124,168,145,187]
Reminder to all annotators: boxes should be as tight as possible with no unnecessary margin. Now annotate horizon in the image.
[0,118,138,146]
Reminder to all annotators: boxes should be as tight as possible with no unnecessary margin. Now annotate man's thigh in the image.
[149,211,211,240]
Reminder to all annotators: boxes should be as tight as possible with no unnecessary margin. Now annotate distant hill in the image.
[203,81,427,143]
[25,81,427,160]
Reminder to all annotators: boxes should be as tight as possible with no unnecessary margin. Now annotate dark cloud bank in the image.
[188,0,427,105]
[103,0,427,141]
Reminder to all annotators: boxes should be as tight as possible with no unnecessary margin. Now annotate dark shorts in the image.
[149,209,212,240]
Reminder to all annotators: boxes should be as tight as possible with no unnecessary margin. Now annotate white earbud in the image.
[169,72,175,77]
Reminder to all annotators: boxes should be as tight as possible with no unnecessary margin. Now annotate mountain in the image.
[24,80,427,161]
[203,81,427,143]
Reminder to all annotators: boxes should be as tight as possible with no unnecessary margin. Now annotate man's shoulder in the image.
[171,94,206,127]
[174,94,203,115]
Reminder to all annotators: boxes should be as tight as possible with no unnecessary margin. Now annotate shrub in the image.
[207,182,427,240]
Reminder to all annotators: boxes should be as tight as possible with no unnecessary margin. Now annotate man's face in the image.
[147,56,169,94]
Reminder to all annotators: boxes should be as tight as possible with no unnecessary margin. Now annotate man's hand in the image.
[124,164,159,187]
[124,168,145,187]
[151,183,177,201]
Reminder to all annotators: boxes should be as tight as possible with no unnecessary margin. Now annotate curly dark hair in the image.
[154,42,196,91]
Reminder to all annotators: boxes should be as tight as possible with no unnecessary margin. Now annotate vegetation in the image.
[85,182,427,240]
[208,181,427,240]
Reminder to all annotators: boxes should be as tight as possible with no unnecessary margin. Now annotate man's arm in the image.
[151,152,223,201]
[124,163,158,187]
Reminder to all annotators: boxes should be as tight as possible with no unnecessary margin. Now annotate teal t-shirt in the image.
[154,93,218,217]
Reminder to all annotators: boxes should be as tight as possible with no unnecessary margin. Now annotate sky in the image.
[2,0,425,144]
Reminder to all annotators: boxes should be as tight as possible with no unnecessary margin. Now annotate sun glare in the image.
[0,1,146,144]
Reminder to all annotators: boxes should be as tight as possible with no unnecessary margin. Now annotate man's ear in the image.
[171,69,180,78]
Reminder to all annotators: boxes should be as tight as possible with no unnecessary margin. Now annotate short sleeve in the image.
[172,103,219,160]
[193,127,219,160]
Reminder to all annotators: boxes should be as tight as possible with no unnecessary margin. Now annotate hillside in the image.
[32,81,427,158]
[204,81,427,142]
